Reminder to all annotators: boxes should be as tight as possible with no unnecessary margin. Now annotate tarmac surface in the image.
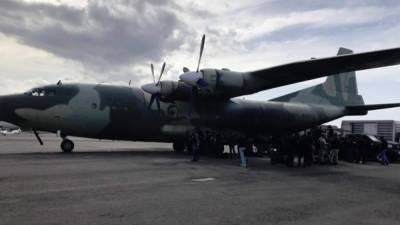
[1,133,400,225]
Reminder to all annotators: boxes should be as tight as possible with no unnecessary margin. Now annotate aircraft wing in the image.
[249,47,400,90]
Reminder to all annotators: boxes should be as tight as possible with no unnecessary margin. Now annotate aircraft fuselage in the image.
[0,83,347,142]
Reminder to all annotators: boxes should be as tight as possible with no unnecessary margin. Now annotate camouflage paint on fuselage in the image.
[0,84,169,141]
[92,84,167,141]
[0,82,351,143]
[1,85,79,129]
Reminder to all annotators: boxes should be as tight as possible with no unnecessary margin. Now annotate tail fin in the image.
[271,47,364,106]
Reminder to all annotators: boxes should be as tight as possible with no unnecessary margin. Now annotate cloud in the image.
[0,0,400,129]
[248,0,400,15]
[2,0,399,80]
[0,0,186,73]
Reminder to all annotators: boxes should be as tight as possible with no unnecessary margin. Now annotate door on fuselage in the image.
[107,95,142,139]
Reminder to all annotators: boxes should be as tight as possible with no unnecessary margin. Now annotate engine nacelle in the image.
[199,69,248,98]
[153,69,253,101]
[158,80,192,101]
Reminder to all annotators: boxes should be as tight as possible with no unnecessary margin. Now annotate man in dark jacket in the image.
[191,128,201,162]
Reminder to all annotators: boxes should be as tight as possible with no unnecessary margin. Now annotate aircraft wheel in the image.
[173,141,185,153]
[61,139,74,153]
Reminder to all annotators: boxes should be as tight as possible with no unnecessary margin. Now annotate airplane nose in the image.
[0,94,25,125]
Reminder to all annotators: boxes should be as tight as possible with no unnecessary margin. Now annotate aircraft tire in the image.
[61,139,74,153]
[173,142,185,153]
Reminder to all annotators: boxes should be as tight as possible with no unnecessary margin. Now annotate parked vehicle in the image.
[342,134,399,163]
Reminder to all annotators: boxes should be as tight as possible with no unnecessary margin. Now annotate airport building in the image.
[341,120,400,142]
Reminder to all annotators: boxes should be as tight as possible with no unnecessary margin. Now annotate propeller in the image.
[151,64,155,83]
[141,62,166,111]
[157,62,166,85]
[196,34,205,73]
[179,34,208,87]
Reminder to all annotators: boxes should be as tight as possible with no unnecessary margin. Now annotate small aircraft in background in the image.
[0,128,22,136]
[0,121,22,136]
[0,35,400,152]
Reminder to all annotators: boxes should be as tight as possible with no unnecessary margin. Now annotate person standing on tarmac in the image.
[204,130,211,154]
[358,137,368,164]
[191,128,201,162]
[229,144,237,158]
[318,135,328,164]
[378,137,390,165]
[215,132,224,157]
[303,132,314,166]
[285,134,296,167]
[328,134,340,165]
[238,141,248,168]
[298,134,307,167]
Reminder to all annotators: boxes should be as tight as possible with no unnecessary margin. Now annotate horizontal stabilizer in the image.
[346,103,400,115]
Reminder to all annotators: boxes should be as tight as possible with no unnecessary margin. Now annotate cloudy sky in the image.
[0,0,400,126]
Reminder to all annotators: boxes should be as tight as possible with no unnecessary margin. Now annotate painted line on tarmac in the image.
[192,177,216,182]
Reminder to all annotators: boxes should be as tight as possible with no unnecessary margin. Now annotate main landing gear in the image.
[61,138,74,153]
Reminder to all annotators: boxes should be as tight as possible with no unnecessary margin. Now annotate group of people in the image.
[341,135,390,165]
[274,126,392,167]
[272,129,340,167]
[186,128,250,167]
[185,126,392,167]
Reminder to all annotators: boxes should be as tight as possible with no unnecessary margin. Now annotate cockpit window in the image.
[25,88,56,97]
[32,89,39,96]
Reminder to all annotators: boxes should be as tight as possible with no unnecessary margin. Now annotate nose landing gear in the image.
[61,139,74,153]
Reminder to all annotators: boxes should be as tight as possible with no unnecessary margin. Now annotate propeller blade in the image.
[128,80,131,86]
[151,64,155,83]
[155,97,161,111]
[149,94,156,109]
[157,62,166,85]
[196,34,205,72]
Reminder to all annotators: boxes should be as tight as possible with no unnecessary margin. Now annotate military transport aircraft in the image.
[1,35,400,152]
